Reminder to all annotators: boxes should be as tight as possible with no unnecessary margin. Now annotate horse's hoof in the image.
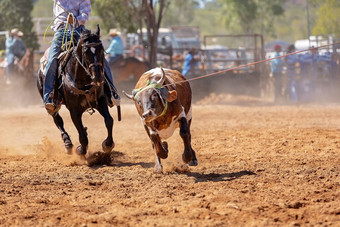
[102,140,114,153]
[76,145,86,155]
[189,159,198,166]
[182,152,192,164]
[65,142,73,155]
[65,146,73,155]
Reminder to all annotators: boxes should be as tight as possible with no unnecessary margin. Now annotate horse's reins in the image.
[63,40,104,115]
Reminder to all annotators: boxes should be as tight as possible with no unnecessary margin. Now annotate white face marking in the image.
[91,47,96,54]
[140,104,191,140]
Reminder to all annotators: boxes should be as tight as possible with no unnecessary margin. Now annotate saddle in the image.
[40,45,74,108]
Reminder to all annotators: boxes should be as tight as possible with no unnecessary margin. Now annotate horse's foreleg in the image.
[96,96,114,153]
[69,109,88,156]
[53,113,73,154]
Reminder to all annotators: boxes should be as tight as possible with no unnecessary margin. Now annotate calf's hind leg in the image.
[179,117,198,166]
[53,113,73,154]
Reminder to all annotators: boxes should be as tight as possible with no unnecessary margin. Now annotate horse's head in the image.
[75,25,105,87]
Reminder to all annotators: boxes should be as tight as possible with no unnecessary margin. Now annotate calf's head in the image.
[123,68,177,123]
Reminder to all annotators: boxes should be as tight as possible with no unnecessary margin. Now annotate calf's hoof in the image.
[154,164,163,174]
[102,139,115,153]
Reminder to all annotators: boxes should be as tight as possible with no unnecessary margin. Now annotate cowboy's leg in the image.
[6,53,15,82]
[43,29,64,104]
[103,59,120,106]
[104,58,114,86]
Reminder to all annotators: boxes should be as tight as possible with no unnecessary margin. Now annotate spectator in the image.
[182,48,199,78]
[271,44,284,102]
[298,46,318,102]
[106,29,124,65]
[5,28,26,85]
[285,44,299,102]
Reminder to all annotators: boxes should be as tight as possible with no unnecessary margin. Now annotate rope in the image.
[43,0,76,51]
[163,41,340,87]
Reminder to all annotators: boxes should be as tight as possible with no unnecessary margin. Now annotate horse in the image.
[109,57,150,82]
[37,25,115,156]
[0,48,34,84]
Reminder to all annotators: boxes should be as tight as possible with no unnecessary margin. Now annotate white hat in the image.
[109,28,121,36]
[10,28,23,36]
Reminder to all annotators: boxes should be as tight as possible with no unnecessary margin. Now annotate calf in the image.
[124,67,197,172]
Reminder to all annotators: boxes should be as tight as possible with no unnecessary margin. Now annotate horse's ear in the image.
[96,24,100,36]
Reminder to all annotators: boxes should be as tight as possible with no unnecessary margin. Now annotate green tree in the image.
[218,0,284,35]
[162,0,199,27]
[93,0,169,67]
[0,0,39,49]
[312,0,340,36]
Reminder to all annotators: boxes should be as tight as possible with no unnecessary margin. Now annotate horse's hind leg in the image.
[69,110,88,156]
[53,113,73,154]
[96,96,114,152]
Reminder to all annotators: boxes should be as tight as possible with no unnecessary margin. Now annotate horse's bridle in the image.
[64,40,105,114]
[73,41,104,84]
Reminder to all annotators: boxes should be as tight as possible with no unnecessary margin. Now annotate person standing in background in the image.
[106,29,124,65]
[285,44,299,102]
[5,28,26,85]
[182,48,199,78]
[271,44,284,103]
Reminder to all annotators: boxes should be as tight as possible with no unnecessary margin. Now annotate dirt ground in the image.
[0,87,340,226]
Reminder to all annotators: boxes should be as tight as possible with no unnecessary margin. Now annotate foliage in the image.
[312,0,340,36]
[162,0,200,27]
[92,0,169,67]
[92,0,137,33]
[218,0,285,35]
[31,0,53,18]
[0,0,39,49]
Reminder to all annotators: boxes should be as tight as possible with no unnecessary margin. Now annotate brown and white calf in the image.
[124,67,197,172]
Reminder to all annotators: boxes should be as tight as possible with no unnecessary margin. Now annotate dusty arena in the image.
[0,80,339,226]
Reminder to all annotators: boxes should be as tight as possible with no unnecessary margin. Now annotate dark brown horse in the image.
[37,25,115,156]
[109,57,150,82]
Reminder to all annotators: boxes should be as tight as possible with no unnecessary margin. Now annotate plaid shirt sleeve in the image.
[77,0,91,25]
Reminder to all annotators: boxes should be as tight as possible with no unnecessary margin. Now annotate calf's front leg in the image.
[144,126,168,173]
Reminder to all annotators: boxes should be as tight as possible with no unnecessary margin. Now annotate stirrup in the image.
[111,92,120,106]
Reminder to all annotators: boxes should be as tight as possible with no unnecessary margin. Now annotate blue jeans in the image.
[6,53,15,80]
[43,26,115,103]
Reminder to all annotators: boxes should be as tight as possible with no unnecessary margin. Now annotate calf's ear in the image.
[167,90,177,102]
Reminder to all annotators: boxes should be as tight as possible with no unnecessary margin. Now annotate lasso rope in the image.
[43,0,76,51]
[163,41,340,87]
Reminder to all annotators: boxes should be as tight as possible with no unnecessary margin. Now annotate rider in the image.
[43,0,119,115]
[106,28,124,65]
[5,28,26,85]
